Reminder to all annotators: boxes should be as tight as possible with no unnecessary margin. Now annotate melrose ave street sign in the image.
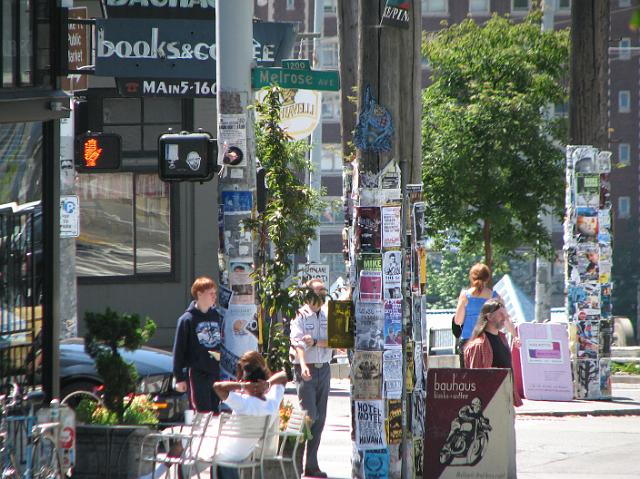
[252,59,340,92]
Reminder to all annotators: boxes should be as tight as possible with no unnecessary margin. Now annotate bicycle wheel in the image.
[31,436,62,479]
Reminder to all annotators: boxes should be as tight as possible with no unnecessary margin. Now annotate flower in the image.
[279,399,294,431]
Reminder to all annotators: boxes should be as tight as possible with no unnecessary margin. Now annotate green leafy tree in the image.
[84,308,156,424]
[246,87,325,373]
[421,12,569,269]
[427,249,510,308]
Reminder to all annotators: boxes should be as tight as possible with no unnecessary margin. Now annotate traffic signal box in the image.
[158,131,218,182]
[75,132,122,172]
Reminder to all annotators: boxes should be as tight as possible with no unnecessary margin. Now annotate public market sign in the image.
[252,59,340,92]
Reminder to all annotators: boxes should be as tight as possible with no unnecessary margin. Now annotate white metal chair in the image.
[138,411,214,478]
[207,413,272,479]
[268,407,306,479]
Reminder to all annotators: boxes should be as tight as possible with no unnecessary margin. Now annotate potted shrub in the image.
[73,308,158,479]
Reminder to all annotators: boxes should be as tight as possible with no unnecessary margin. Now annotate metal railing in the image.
[428,327,456,355]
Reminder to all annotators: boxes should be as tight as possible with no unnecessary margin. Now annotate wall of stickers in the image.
[347,86,428,479]
[564,146,613,399]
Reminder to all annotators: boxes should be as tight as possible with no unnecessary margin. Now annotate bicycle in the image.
[0,383,63,479]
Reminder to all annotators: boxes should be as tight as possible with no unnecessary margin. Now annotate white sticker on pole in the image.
[60,195,80,238]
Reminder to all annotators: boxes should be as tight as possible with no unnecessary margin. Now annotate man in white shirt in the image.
[289,279,332,478]
[213,351,288,475]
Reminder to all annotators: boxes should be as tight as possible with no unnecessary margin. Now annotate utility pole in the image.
[307,0,324,263]
[352,1,422,477]
[215,0,257,376]
[534,0,555,323]
[569,1,609,148]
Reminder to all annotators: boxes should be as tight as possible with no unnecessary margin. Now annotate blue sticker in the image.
[354,85,394,153]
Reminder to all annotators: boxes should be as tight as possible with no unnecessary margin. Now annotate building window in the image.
[76,173,172,277]
[511,0,530,13]
[2,0,36,87]
[320,197,343,225]
[321,144,342,171]
[469,0,489,14]
[619,38,632,60]
[102,97,182,153]
[619,90,631,113]
[319,252,347,285]
[619,0,631,7]
[324,0,337,15]
[552,102,568,118]
[557,0,570,11]
[618,143,630,166]
[321,93,340,122]
[319,39,338,69]
[618,196,630,219]
[422,0,447,14]
[286,0,295,10]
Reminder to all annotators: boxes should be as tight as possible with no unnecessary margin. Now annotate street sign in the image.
[299,263,330,285]
[252,59,340,92]
[61,7,89,92]
[60,196,80,238]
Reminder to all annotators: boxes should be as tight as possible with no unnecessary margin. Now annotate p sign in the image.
[300,263,329,285]
[60,195,80,238]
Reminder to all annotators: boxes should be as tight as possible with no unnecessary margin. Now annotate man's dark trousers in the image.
[295,362,330,472]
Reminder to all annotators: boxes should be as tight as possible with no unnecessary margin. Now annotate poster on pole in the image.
[383,300,402,349]
[353,351,383,400]
[357,207,382,252]
[382,251,402,299]
[360,271,383,303]
[220,303,259,379]
[328,300,354,348]
[383,349,403,399]
[356,302,385,351]
[381,206,401,249]
[355,400,387,450]
[386,399,403,444]
[218,114,247,167]
[363,449,390,479]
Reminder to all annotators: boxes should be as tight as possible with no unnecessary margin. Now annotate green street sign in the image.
[252,59,340,91]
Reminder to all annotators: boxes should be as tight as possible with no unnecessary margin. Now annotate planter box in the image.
[73,424,155,479]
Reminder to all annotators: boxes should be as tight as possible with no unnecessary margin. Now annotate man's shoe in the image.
[304,469,328,478]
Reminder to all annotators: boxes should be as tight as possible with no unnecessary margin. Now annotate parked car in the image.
[59,338,187,422]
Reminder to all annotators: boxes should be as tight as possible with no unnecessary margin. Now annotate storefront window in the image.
[0,122,43,205]
[76,173,171,277]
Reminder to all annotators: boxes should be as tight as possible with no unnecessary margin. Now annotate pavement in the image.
[284,376,640,478]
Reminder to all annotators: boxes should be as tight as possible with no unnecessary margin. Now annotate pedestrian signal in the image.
[76,132,122,172]
[158,131,219,182]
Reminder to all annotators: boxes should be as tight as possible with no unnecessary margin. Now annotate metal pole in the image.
[534,0,554,323]
[307,0,324,263]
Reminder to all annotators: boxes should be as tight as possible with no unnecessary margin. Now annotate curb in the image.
[612,374,640,384]
[517,408,640,417]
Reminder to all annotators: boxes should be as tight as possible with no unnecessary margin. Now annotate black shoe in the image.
[304,469,328,478]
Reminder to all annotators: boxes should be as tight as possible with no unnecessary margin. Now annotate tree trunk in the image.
[569,1,609,148]
[337,1,358,160]
[483,219,492,277]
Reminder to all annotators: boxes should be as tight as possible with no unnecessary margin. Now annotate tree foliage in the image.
[421,12,570,269]
[84,308,156,423]
[246,87,325,373]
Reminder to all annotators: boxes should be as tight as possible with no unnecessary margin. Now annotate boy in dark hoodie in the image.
[173,276,222,413]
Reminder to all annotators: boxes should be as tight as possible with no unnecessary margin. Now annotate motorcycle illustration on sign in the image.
[439,397,492,466]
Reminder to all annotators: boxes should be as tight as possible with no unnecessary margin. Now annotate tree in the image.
[421,12,570,270]
[246,87,325,373]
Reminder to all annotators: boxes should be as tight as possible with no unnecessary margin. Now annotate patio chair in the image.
[207,413,272,479]
[268,407,306,479]
[138,411,214,478]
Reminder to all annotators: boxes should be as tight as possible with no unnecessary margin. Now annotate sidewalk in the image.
[286,378,640,478]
